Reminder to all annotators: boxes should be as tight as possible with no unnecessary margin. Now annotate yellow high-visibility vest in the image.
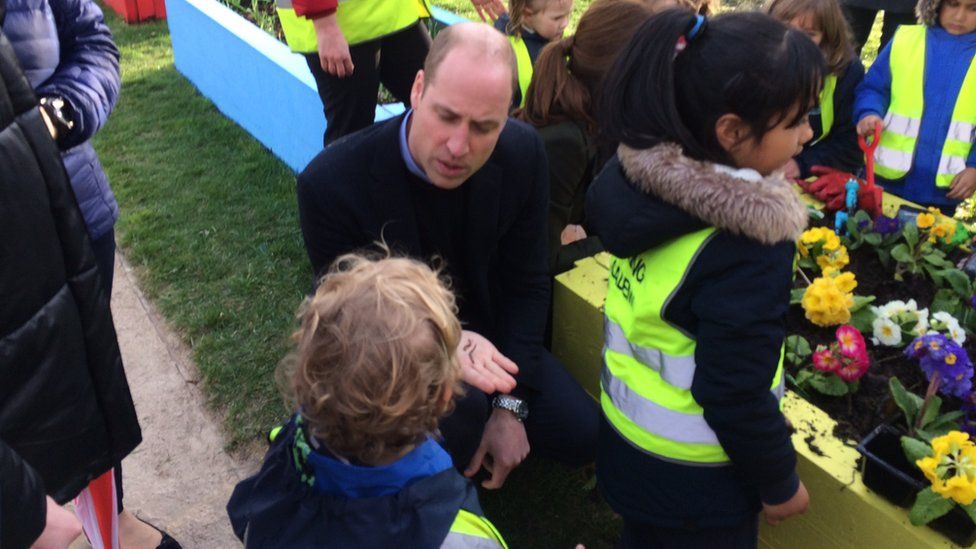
[276,0,425,54]
[874,25,976,187]
[601,228,785,464]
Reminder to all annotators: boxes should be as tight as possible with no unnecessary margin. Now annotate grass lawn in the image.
[96,9,620,548]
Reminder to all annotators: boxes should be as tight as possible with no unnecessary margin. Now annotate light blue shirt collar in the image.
[399,110,432,184]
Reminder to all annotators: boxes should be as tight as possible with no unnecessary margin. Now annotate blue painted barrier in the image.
[166,0,463,172]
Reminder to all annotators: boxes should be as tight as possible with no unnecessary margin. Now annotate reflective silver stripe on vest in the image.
[441,532,504,549]
[884,112,922,137]
[277,0,292,7]
[601,365,721,446]
[875,146,915,172]
[947,120,976,144]
[939,154,968,176]
[772,373,785,400]
[604,317,696,390]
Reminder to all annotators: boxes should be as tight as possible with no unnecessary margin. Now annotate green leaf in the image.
[891,243,914,264]
[790,287,806,305]
[785,335,812,365]
[916,428,938,441]
[850,294,876,312]
[962,501,976,527]
[792,369,814,386]
[919,395,944,429]
[901,436,934,463]
[924,263,945,286]
[931,289,963,318]
[909,488,956,526]
[850,306,875,333]
[890,377,922,427]
[864,232,882,246]
[853,210,871,225]
[809,373,849,396]
[941,268,972,297]
[877,247,892,268]
[904,222,920,249]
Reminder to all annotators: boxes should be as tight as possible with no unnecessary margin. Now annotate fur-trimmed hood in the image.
[917,0,940,27]
[614,143,808,246]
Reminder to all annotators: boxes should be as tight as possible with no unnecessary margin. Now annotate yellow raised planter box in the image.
[552,253,959,548]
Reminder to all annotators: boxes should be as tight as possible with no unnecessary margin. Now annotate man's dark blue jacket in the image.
[297,114,551,398]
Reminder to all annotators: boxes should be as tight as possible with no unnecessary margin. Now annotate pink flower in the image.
[812,346,841,372]
[836,325,867,359]
[836,354,870,382]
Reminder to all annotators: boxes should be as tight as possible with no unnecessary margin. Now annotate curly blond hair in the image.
[280,253,462,465]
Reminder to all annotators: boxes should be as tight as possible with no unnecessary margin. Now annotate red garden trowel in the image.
[798,120,884,218]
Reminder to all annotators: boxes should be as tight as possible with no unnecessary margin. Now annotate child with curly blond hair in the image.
[227,254,506,548]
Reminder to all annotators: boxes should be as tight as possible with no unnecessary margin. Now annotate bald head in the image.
[423,22,517,95]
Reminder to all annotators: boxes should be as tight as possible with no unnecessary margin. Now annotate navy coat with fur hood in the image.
[2,0,120,240]
[586,144,807,528]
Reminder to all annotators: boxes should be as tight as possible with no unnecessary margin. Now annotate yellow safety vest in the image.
[813,74,837,145]
[276,0,425,53]
[874,25,976,187]
[601,228,785,464]
[508,35,532,108]
[442,509,508,548]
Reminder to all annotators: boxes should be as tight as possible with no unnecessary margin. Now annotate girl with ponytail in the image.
[517,0,657,273]
[587,9,825,546]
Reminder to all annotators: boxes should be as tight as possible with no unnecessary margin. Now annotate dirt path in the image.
[106,252,259,548]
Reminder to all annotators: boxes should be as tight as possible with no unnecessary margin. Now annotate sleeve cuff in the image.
[759,470,800,505]
[307,8,337,19]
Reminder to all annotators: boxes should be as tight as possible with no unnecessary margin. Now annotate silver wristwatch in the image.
[492,395,528,422]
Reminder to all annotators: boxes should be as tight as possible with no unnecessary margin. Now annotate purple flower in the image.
[874,215,901,236]
[970,295,976,311]
[905,334,975,399]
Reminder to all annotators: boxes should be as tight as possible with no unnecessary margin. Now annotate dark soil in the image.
[787,224,972,442]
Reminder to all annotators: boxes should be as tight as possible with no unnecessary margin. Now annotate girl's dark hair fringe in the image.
[599,9,826,165]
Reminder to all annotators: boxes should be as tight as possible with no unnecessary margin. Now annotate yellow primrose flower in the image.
[917,432,976,506]
[802,274,855,327]
[917,213,936,229]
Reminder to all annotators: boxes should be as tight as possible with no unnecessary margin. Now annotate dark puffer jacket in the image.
[0,29,141,504]
[2,0,120,241]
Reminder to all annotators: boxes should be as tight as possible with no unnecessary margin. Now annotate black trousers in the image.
[843,5,917,54]
[438,349,599,471]
[617,517,759,549]
[304,22,431,147]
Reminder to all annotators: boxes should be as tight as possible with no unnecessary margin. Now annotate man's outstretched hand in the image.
[457,330,518,394]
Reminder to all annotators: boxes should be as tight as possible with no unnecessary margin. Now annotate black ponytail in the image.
[599,9,825,164]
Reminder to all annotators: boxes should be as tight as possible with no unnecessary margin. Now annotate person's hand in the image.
[313,14,354,77]
[30,496,82,549]
[469,0,506,21]
[465,407,530,489]
[857,115,883,138]
[457,330,518,394]
[947,168,976,201]
[782,159,801,180]
[762,481,809,525]
[38,106,58,139]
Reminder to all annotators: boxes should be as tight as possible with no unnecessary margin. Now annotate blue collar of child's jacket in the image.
[305,436,454,499]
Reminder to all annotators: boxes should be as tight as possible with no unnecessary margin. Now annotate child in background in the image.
[587,10,819,546]
[768,0,865,179]
[227,255,506,548]
[854,0,976,210]
[494,0,573,107]
[517,0,656,273]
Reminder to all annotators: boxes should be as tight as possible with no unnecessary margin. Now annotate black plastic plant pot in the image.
[858,424,976,546]
[858,423,925,507]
